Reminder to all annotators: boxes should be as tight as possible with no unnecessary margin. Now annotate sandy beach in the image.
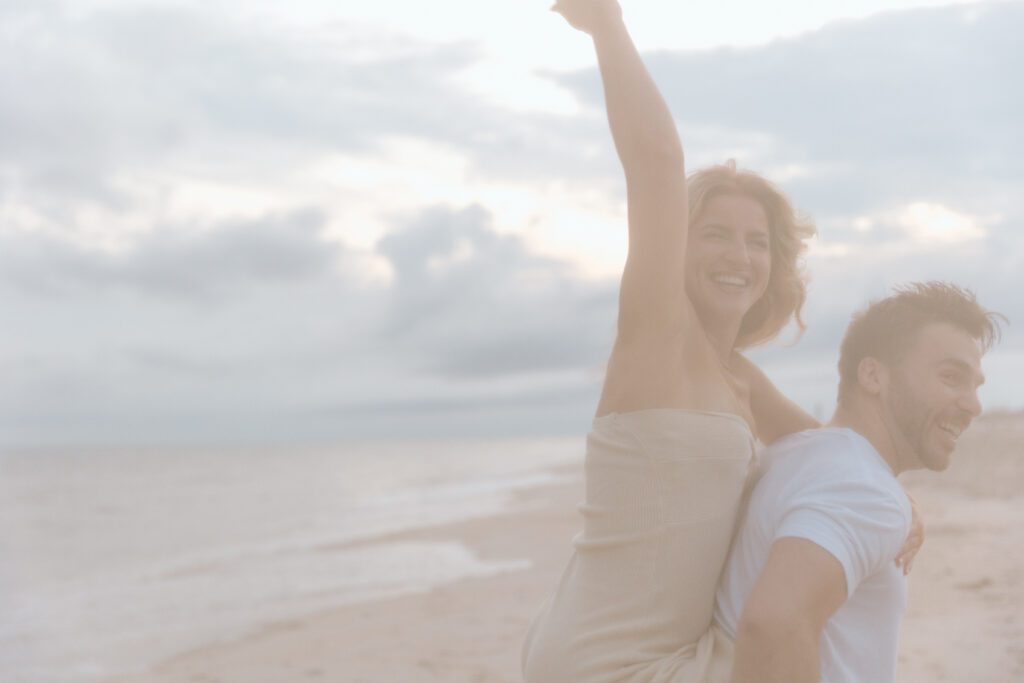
[104,415,1024,683]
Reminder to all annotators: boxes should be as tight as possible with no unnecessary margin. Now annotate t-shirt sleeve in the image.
[775,477,910,598]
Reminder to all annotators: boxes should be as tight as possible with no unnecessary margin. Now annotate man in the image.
[714,282,1002,683]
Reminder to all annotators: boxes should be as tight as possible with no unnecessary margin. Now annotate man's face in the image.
[882,322,985,471]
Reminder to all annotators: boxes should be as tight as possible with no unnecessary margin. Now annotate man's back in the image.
[714,428,913,683]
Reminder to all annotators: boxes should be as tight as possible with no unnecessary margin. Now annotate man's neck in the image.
[827,404,905,475]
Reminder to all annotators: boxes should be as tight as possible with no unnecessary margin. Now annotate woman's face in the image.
[684,193,772,328]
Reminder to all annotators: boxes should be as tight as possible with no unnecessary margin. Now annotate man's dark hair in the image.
[837,282,1004,405]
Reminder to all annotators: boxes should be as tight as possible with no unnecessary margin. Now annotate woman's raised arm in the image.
[554,1,683,175]
[553,1,691,341]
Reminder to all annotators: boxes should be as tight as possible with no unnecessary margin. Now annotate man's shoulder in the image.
[759,428,905,501]
[762,427,874,471]
[757,430,913,585]
[766,426,860,451]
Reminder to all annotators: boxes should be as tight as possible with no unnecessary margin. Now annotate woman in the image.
[521,2,922,681]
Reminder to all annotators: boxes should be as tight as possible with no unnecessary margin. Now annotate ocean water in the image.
[0,436,583,683]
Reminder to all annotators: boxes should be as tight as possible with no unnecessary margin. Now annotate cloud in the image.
[374,204,617,377]
[6,1,1020,209]
[0,0,614,225]
[1,203,616,445]
[0,209,336,302]
[549,2,1023,214]
[890,202,990,244]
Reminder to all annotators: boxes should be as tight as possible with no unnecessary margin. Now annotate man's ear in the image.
[857,357,888,397]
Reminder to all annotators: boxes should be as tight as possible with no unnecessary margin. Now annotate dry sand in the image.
[107,415,1024,683]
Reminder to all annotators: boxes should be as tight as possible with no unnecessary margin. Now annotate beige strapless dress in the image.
[521,409,756,683]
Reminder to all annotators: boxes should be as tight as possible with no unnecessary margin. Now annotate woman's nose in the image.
[724,238,751,264]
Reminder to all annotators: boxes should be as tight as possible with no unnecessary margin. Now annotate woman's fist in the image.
[550,0,623,36]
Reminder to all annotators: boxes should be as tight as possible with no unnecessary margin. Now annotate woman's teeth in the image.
[712,274,749,287]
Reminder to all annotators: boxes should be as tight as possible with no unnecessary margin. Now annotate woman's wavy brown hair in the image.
[687,160,817,349]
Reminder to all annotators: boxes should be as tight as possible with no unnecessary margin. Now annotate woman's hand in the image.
[896,493,925,575]
[550,0,622,36]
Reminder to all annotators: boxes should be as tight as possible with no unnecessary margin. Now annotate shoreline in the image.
[104,471,585,683]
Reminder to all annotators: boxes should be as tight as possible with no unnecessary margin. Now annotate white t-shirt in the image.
[713,428,913,683]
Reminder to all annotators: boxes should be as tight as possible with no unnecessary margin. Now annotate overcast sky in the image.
[3,0,1022,446]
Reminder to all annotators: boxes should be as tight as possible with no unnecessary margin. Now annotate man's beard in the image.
[887,372,932,468]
